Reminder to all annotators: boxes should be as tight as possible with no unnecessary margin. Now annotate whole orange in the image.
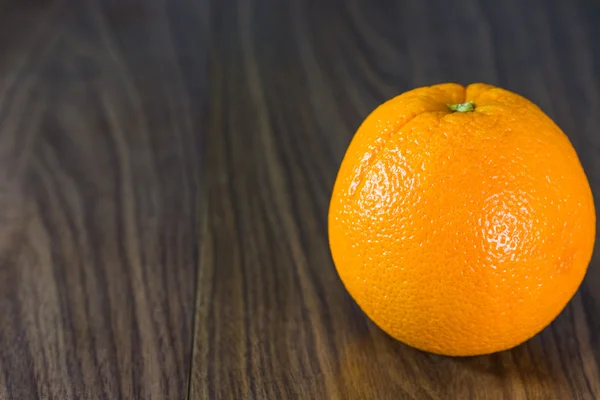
[328,83,596,356]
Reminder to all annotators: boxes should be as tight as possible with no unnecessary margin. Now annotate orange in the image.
[328,83,596,356]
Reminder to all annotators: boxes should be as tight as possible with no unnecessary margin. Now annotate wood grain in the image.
[194,0,600,399]
[0,0,208,398]
[2,0,600,398]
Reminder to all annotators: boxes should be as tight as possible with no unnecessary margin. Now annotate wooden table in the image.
[1,0,599,398]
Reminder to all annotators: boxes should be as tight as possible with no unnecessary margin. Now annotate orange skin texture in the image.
[328,83,596,356]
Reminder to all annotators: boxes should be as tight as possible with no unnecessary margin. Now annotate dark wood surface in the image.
[1,0,600,399]
[0,1,208,399]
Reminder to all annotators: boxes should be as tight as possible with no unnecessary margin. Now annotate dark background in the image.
[0,0,599,399]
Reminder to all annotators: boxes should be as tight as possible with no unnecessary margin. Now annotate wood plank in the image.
[0,0,208,398]
[193,0,600,398]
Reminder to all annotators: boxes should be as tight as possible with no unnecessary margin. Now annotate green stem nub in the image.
[447,101,475,113]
